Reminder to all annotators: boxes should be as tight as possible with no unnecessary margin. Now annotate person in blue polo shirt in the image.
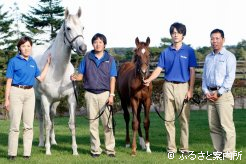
[71,33,117,158]
[143,22,197,155]
[4,36,51,160]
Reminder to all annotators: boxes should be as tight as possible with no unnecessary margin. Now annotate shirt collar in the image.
[211,47,226,56]
[88,50,110,61]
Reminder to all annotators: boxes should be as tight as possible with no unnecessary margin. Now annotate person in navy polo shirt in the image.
[4,36,50,160]
[71,33,117,158]
[143,22,197,155]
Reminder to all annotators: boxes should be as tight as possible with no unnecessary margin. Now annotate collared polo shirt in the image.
[202,48,236,95]
[6,54,40,86]
[157,44,197,82]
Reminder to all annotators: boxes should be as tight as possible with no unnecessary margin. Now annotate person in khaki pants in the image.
[71,33,117,158]
[202,29,236,159]
[4,36,50,160]
[143,22,197,155]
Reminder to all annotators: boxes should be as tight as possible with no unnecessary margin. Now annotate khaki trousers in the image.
[207,91,236,153]
[8,87,35,156]
[85,91,115,155]
[163,82,190,153]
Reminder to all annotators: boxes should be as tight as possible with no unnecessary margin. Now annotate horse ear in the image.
[65,7,69,18]
[146,37,150,46]
[135,37,140,46]
[77,7,82,18]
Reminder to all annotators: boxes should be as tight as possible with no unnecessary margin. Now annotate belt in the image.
[166,80,185,84]
[207,86,220,91]
[12,84,33,89]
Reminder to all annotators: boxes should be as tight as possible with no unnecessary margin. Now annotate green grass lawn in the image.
[0,110,245,163]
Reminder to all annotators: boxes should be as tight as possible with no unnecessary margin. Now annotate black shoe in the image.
[180,151,189,155]
[90,153,100,158]
[7,156,16,160]
[108,154,116,158]
[23,156,30,160]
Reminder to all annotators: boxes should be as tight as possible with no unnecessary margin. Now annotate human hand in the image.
[143,79,151,86]
[70,73,77,81]
[47,53,51,65]
[206,92,218,102]
[107,95,114,106]
[4,100,10,111]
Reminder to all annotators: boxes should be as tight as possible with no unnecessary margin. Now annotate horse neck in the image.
[51,29,72,73]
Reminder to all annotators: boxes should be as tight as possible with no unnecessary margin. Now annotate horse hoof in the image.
[46,152,51,155]
[73,152,79,156]
[131,152,137,156]
[146,149,152,153]
[125,144,130,148]
[38,143,44,147]
[51,141,57,145]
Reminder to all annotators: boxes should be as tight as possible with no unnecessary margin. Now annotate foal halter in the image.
[63,22,84,53]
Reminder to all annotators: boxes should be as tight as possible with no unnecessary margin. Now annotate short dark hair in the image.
[210,29,224,38]
[91,33,107,45]
[170,22,186,36]
[17,36,33,51]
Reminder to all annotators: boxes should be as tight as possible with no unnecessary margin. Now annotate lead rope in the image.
[155,93,206,122]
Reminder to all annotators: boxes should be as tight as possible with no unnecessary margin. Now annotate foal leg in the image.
[131,101,140,156]
[68,95,78,155]
[137,105,146,150]
[122,102,130,148]
[143,99,151,153]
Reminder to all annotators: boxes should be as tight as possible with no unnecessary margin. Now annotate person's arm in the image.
[108,77,116,105]
[187,67,195,99]
[36,55,51,82]
[143,67,162,86]
[4,78,12,111]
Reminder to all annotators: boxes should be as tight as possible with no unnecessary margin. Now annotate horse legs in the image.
[131,100,139,156]
[122,102,130,148]
[41,95,52,155]
[68,95,78,155]
[36,98,45,147]
[143,98,151,153]
[50,101,60,145]
[137,105,146,150]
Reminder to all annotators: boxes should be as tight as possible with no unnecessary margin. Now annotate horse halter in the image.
[63,22,84,53]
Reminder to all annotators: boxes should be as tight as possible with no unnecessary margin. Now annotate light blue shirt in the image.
[202,48,236,95]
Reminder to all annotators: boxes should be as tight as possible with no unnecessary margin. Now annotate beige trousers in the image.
[163,82,190,153]
[207,91,236,153]
[85,91,115,155]
[8,87,35,156]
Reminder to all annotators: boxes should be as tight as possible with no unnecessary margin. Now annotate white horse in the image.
[32,7,87,155]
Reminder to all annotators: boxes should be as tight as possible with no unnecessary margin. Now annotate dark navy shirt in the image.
[79,51,117,76]
[157,44,197,82]
[6,54,40,86]
[78,50,117,93]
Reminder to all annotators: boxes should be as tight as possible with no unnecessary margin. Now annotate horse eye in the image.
[67,27,71,31]
[82,27,84,30]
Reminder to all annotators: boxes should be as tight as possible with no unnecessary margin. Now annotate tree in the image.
[159,37,172,48]
[22,0,64,44]
[0,4,15,51]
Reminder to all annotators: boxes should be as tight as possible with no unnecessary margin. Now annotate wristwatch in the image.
[217,92,222,97]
